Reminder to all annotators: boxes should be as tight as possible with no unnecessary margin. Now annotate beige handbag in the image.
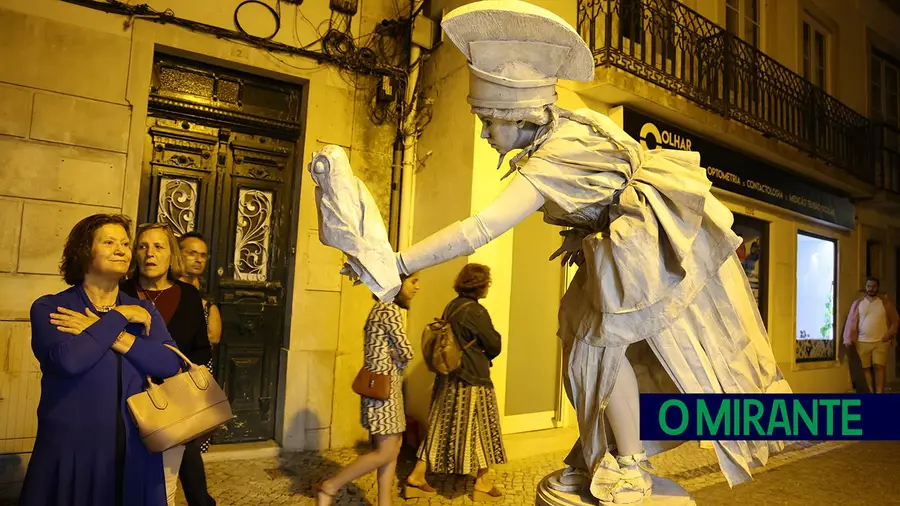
[127,344,233,453]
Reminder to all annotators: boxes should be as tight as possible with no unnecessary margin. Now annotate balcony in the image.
[576,0,880,188]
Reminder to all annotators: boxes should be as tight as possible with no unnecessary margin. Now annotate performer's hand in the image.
[339,262,363,286]
[549,228,589,267]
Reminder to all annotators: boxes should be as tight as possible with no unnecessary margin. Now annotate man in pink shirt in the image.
[843,277,899,393]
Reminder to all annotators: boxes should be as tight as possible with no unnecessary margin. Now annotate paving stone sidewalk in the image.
[182,439,897,505]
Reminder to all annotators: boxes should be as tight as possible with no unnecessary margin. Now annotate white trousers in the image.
[162,445,186,506]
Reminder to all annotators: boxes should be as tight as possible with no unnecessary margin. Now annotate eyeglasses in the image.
[137,222,173,232]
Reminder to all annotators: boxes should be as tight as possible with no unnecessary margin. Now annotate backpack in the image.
[421,300,477,375]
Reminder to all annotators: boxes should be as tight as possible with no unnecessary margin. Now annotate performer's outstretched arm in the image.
[397,175,545,275]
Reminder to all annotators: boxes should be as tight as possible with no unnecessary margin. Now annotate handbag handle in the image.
[143,344,211,410]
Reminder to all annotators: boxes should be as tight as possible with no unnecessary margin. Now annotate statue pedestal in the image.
[535,470,696,506]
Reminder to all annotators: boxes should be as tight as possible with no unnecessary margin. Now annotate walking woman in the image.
[406,263,507,502]
[121,223,215,506]
[19,214,182,506]
[316,274,420,506]
[178,231,222,454]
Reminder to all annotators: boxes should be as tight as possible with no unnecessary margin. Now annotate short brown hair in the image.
[60,214,133,286]
[179,231,206,244]
[454,263,492,298]
[133,223,186,280]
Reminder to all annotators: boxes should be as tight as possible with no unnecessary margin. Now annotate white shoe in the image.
[589,452,653,505]
[616,452,654,495]
[548,466,591,493]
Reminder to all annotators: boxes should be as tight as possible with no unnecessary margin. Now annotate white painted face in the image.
[479,116,534,154]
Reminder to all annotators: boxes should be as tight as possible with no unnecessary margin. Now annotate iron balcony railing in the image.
[577,0,875,185]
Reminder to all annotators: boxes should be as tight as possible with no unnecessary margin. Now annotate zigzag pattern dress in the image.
[360,301,414,435]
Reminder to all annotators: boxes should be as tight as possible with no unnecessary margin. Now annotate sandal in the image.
[405,481,437,498]
[473,486,503,502]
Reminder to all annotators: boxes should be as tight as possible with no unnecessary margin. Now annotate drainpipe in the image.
[397,0,424,250]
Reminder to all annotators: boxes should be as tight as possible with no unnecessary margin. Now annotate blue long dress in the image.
[19,285,182,506]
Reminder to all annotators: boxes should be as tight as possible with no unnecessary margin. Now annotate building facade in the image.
[0,0,899,499]
[405,0,900,442]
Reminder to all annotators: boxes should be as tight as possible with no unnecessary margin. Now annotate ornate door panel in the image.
[140,124,296,443]
[142,118,219,238]
[212,131,293,442]
[140,53,303,444]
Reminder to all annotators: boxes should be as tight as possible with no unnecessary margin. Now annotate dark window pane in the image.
[815,31,825,69]
[746,23,758,47]
[803,23,810,58]
[726,6,739,35]
[887,65,899,122]
[748,0,758,22]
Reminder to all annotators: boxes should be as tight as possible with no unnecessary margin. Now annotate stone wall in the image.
[0,0,402,497]
[0,5,135,495]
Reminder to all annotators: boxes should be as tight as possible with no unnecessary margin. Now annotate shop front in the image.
[613,106,858,392]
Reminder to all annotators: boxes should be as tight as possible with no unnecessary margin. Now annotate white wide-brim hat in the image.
[441,0,595,110]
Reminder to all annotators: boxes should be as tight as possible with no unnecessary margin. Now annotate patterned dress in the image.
[415,301,508,474]
[360,301,414,435]
[416,375,508,474]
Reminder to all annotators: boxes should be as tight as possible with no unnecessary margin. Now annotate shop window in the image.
[795,232,837,363]
[733,214,769,326]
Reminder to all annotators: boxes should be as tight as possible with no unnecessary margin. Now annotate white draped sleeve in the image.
[397,175,545,276]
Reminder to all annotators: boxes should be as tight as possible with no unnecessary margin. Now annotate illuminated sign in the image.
[640,394,900,440]
[623,108,855,229]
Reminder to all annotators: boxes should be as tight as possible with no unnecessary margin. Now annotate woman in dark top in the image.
[19,213,182,506]
[178,231,222,454]
[406,263,508,502]
[120,223,215,506]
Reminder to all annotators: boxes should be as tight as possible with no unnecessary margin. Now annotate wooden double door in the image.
[139,114,297,443]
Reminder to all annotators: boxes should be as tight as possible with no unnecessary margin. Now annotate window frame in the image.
[794,230,839,365]
[871,50,900,127]
[801,11,831,92]
[725,0,760,48]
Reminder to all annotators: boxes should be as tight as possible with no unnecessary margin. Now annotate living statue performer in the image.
[308,1,792,504]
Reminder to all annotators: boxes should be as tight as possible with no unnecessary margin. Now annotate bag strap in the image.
[444,299,476,322]
[445,299,479,351]
[163,343,195,368]
[143,344,209,393]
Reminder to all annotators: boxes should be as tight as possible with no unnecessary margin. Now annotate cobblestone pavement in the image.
[180,440,900,506]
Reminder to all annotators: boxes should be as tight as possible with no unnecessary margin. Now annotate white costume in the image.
[308,145,401,302]
[312,1,791,503]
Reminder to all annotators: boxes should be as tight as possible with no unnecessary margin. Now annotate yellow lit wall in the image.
[0,0,402,494]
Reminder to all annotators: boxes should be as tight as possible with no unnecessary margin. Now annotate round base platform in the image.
[535,469,697,506]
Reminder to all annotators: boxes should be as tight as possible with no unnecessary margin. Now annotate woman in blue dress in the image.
[19,213,182,506]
